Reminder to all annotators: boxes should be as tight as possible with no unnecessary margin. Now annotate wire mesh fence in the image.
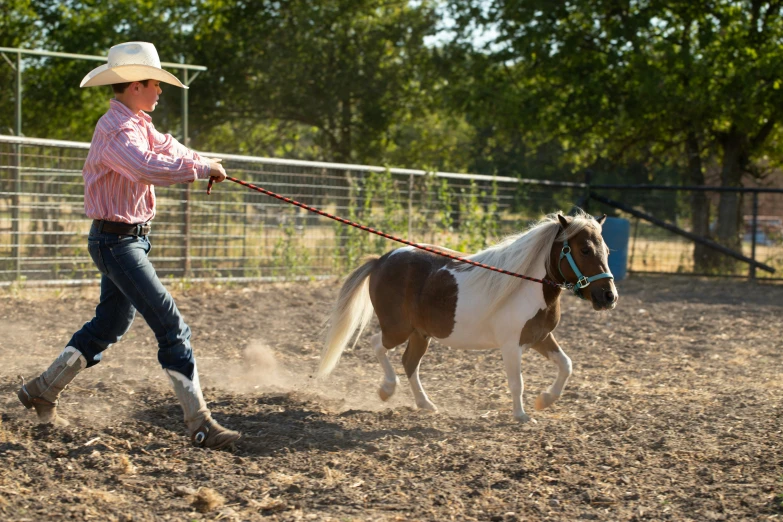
[0,136,551,285]
[1,135,781,286]
[588,185,783,280]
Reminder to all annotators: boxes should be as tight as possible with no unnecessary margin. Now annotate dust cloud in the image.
[214,338,413,414]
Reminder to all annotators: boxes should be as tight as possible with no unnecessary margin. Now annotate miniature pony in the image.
[318,210,617,422]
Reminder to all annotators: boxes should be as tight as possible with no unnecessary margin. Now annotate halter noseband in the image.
[558,239,614,299]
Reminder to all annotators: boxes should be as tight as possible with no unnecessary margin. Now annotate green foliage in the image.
[447,0,783,169]
[363,169,407,254]
[382,111,477,172]
[436,178,454,236]
[336,169,407,270]
[4,0,783,192]
[190,0,440,164]
[0,0,39,48]
[410,172,438,235]
[3,0,782,281]
[197,120,323,160]
[0,0,43,135]
[2,0,456,169]
[333,171,501,273]
[271,210,311,279]
[445,0,783,266]
[337,180,367,272]
[454,180,499,253]
[7,275,27,298]
[3,0,202,140]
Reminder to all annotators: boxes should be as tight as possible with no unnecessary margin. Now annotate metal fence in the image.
[1,134,781,286]
[587,184,783,280]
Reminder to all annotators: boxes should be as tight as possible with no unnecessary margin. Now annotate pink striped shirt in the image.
[83,98,211,224]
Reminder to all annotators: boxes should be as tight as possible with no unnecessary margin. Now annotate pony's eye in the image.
[581,247,591,255]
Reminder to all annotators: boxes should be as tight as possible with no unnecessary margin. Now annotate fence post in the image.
[181,64,192,278]
[749,191,758,280]
[11,145,21,279]
[182,187,192,277]
[12,51,22,279]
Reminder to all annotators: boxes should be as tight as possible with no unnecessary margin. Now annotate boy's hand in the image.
[207,159,227,183]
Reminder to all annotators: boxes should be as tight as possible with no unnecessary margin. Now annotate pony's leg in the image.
[500,343,531,423]
[373,333,401,401]
[532,333,572,411]
[401,331,437,412]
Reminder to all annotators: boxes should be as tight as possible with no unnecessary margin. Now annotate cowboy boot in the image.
[165,365,241,450]
[18,346,87,427]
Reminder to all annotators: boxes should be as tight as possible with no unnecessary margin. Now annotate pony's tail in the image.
[318,256,380,378]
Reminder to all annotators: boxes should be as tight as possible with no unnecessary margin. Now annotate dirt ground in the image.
[0,275,781,521]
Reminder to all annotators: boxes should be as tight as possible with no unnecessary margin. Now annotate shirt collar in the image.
[109,98,152,123]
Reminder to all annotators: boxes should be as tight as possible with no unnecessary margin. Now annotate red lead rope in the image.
[207,176,561,288]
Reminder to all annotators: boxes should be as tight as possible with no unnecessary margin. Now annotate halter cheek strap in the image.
[558,239,614,299]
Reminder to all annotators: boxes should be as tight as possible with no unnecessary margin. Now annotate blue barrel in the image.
[601,217,631,281]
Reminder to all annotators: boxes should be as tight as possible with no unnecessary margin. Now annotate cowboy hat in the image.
[80,41,187,89]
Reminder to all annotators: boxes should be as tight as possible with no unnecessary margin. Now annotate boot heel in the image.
[17,386,33,409]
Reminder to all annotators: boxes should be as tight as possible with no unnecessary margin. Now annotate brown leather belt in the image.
[93,220,151,237]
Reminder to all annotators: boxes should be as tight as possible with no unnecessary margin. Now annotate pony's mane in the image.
[460,208,601,308]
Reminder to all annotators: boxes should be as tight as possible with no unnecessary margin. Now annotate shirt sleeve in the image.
[150,125,212,179]
[102,125,209,185]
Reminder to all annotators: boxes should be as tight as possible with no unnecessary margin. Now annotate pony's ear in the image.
[557,214,570,230]
[596,214,607,225]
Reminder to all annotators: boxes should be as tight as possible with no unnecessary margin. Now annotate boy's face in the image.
[137,80,162,112]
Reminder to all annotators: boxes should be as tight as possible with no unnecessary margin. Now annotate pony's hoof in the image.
[514,412,535,424]
[378,382,396,401]
[534,392,558,411]
[416,402,438,413]
[378,376,400,402]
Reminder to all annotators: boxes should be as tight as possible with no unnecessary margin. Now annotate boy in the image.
[17,42,240,450]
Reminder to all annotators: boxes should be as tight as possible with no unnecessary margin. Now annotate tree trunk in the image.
[716,127,747,270]
[684,133,717,272]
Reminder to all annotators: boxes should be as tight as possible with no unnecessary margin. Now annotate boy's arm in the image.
[150,126,200,159]
[103,126,212,186]
[150,126,226,182]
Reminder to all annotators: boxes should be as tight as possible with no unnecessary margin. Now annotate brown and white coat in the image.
[319,210,617,422]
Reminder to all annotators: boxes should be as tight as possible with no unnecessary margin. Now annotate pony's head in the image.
[550,212,618,311]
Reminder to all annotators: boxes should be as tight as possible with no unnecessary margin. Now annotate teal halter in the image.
[558,239,614,299]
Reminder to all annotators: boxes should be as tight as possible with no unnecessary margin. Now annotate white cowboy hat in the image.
[80,41,187,89]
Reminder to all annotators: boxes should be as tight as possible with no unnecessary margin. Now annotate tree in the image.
[0,0,43,135]
[3,0,202,141]
[447,0,783,270]
[190,0,440,164]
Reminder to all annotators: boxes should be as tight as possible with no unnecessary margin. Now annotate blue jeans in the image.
[67,223,195,380]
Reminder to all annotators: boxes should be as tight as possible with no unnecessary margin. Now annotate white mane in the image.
[459,208,601,309]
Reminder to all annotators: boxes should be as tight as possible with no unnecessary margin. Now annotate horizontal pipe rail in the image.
[0,135,580,187]
[592,183,783,194]
[590,192,776,274]
[2,134,780,285]
[0,47,207,71]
